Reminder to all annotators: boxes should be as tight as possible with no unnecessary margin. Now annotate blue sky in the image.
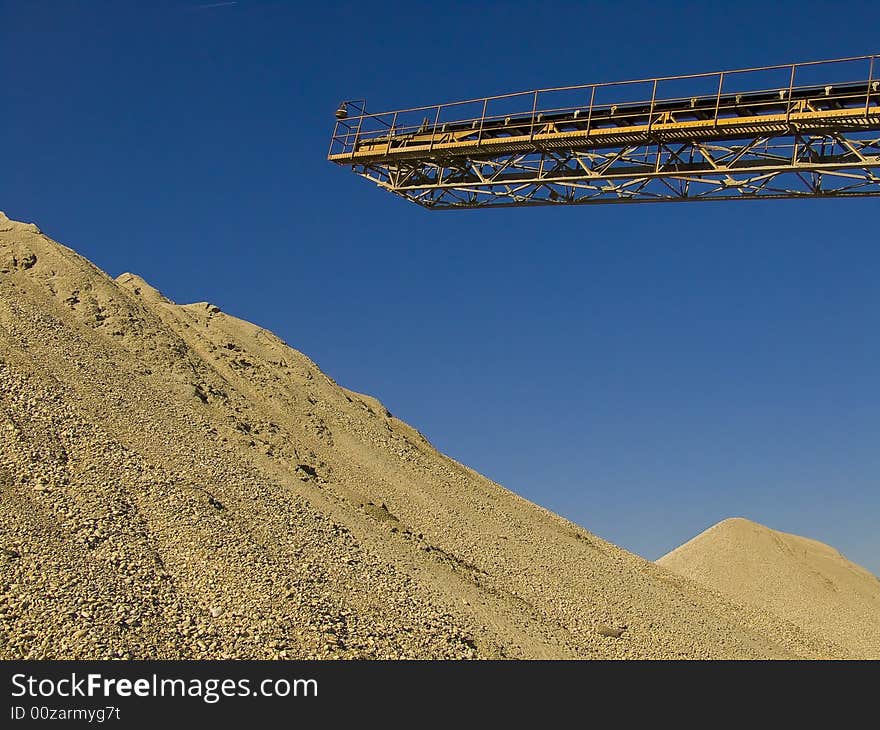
[3,0,878,575]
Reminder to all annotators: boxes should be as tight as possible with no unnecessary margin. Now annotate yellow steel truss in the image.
[328,55,880,209]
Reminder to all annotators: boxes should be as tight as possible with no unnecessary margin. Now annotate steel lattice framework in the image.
[328,55,880,209]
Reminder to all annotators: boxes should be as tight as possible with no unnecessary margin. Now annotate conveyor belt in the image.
[328,55,880,209]
[345,81,878,161]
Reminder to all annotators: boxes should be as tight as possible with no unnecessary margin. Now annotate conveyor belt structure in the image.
[328,55,880,209]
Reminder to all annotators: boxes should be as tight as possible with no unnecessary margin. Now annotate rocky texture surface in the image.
[0,212,856,659]
[658,517,880,659]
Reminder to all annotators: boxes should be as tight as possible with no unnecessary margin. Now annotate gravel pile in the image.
[0,211,855,659]
[658,517,880,659]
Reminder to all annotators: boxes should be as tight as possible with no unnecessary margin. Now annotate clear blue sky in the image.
[3,1,878,575]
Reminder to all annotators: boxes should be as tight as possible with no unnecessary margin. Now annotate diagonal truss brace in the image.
[353,131,880,209]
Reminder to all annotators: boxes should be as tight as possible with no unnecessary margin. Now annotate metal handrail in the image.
[330,54,879,157]
[335,89,876,144]
[336,53,877,122]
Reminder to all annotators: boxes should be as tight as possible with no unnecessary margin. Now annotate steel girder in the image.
[351,130,880,209]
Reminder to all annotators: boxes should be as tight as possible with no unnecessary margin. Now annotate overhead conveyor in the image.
[328,54,880,209]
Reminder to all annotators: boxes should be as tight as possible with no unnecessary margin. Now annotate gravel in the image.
[0,211,855,660]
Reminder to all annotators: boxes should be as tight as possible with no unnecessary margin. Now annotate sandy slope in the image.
[658,517,880,658]
[0,211,857,659]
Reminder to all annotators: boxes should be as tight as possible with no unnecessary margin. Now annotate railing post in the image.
[529,89,539,141]
[349,113,364,162]
[647,78,658,134]
[585,85,596,136]
[386,111,398,155]
[328,120,338,158]
[713,72,725,128]
[785,63,796,124]
[428,105,442,152]
[866,56,876,118]
[477,97,488,146]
